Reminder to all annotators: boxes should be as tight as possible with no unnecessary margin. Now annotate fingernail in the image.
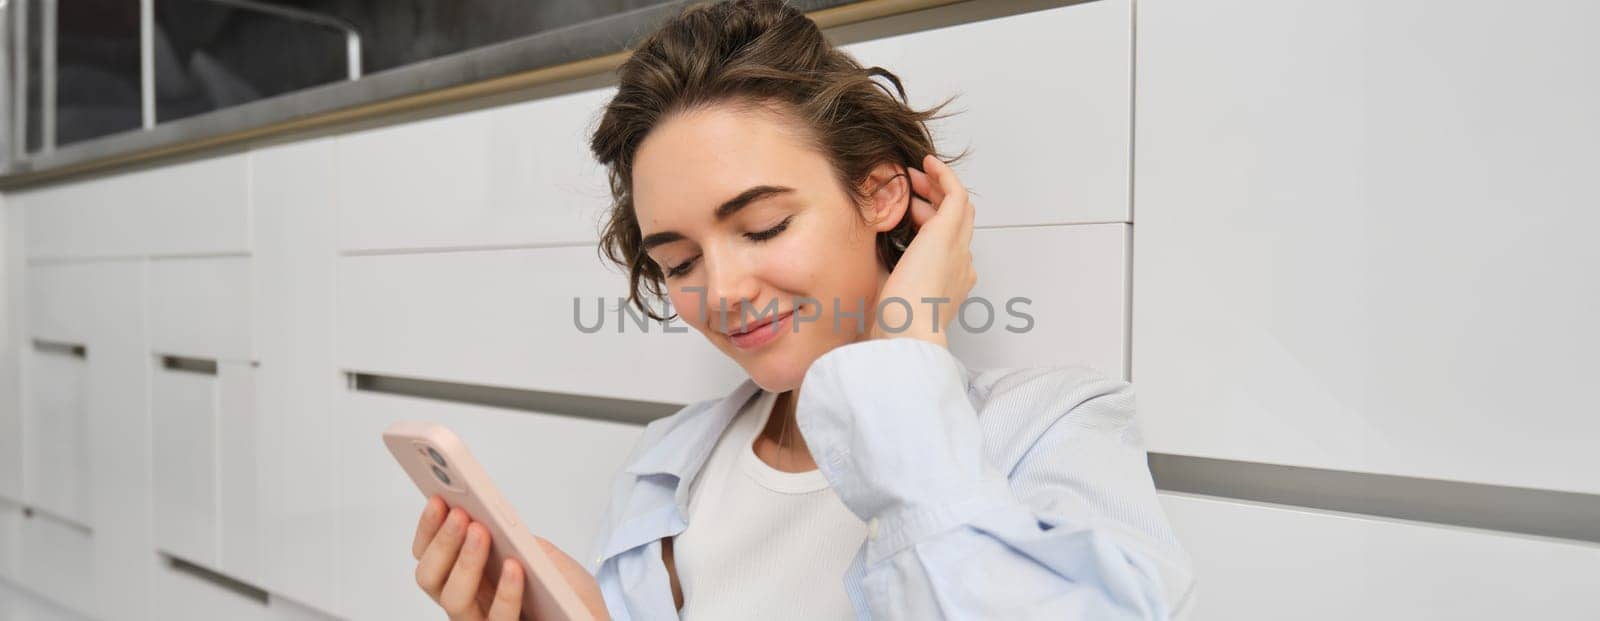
[466,526,482,547]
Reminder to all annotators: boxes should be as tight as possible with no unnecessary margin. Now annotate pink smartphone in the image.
[383,421,594,621]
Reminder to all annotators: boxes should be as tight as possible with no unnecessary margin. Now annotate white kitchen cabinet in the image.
[251,138,343,614]
[1132,0,1600,494]
[338,246,745,407]
[20,154,251,260]
[149,256,254,362]
[151,363,220,566]
[17,510,96,618]
[23,344,90,528]
[951,223,1128,380]
[336,86,616,252]
[1160,492,1600,620]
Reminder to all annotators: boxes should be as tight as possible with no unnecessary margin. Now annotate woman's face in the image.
[632,103,908,392]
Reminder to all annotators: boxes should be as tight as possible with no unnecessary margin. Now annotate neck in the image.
[756,387,815,472]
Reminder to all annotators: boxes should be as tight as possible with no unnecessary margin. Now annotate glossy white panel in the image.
[0,202,23,500]
[0,573,94,621]
[217,361,262,582]
[0,501,20,581]
[151,560,265,621]
[339,247,744,406]
[1132,0,1600,493]
[148,256,253,362]
[1160,493,1600,620]
[842,0,1131,226]
[151,366,219,566]
[25,265,94,346]
[263,595,342,621]
[17,513,95,618]
[251,138,342,611]
[23,347,89,526]
[21,154,250,259]
[337,390,643,621]
[22,218,156,620]
[950,224,1127,380]
[336,87,614,252]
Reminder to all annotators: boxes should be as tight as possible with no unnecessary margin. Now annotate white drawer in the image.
[335,389,644,621]
[338,246,746,406]
[340,222,1127,406]
[1159,493,1600,620]
[0,578,95,621]
[26,263,100,345]
[151,364,221,566]
[17,510,96,619]
[0,501,20,581]
[0,203,22,501]
[24,344,90,527]
[151,360,261,581]
[21,153,251,259]
[149,256,254,362]
[151,557,268,621]
[842,0,1132,226]
[336,87,616,252]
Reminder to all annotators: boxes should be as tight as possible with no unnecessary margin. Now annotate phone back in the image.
[382,421,593,621]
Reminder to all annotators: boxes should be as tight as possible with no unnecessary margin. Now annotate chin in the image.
[742,359,803,393]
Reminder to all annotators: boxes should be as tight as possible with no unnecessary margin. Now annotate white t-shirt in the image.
[672,388,867,620]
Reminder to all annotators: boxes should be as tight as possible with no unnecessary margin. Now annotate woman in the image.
[409,1,1194,619]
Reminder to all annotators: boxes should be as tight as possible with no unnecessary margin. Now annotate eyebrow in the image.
[639,185,795,251]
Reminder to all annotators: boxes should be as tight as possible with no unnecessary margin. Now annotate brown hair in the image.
[590,0,965,321]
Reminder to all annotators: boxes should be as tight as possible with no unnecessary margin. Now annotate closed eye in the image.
[663,216,793,279]
[745,215,793,242]
[665,257,696,278]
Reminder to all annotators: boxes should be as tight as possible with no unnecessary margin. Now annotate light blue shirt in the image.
[587,337,1196,620]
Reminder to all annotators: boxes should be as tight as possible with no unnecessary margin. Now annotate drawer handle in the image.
[349,372,679,426]
[164,554,269,605]
[160,354,218,375]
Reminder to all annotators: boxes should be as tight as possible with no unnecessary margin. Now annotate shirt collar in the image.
[621,376,764,480]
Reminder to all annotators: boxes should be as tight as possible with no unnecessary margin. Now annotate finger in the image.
[416,507,469,596]
[907,196,938,229]
[958,199,976,249]
[924,155,969,212]
[485,559,525,621]
[907,165,944,208]
[439,522,491,619]
[412,496,447,560]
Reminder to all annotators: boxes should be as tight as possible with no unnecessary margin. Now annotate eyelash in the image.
[664,216,793,278]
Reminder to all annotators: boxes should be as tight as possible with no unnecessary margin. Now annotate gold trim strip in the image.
[0,0,964,190]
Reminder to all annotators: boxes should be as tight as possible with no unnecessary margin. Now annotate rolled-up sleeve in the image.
[795,338,1193,620]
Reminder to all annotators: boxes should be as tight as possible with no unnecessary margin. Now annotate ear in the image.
[858,160,911,234]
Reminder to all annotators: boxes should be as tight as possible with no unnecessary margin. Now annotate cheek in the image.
[667,288,707,328]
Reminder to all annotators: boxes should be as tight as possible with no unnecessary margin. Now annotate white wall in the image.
[1,0,1596,619]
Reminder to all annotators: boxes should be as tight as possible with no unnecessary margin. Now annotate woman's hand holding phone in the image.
[412,495,609,621]
[870,154,978,349]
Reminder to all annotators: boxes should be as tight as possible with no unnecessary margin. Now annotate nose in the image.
[700,245,759,332]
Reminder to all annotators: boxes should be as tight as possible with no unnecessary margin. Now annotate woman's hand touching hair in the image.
[869,154,978,349]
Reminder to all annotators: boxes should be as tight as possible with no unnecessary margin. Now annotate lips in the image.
[723,309,794,336]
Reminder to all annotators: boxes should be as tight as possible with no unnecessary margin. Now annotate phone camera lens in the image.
[430,464,451,486]
[426,446,447,468]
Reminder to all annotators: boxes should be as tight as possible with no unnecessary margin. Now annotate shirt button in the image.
[866,517,880,540]
[594,555,603,565]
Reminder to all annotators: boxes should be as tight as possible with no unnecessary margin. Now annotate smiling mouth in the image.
[724,309,795,336]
